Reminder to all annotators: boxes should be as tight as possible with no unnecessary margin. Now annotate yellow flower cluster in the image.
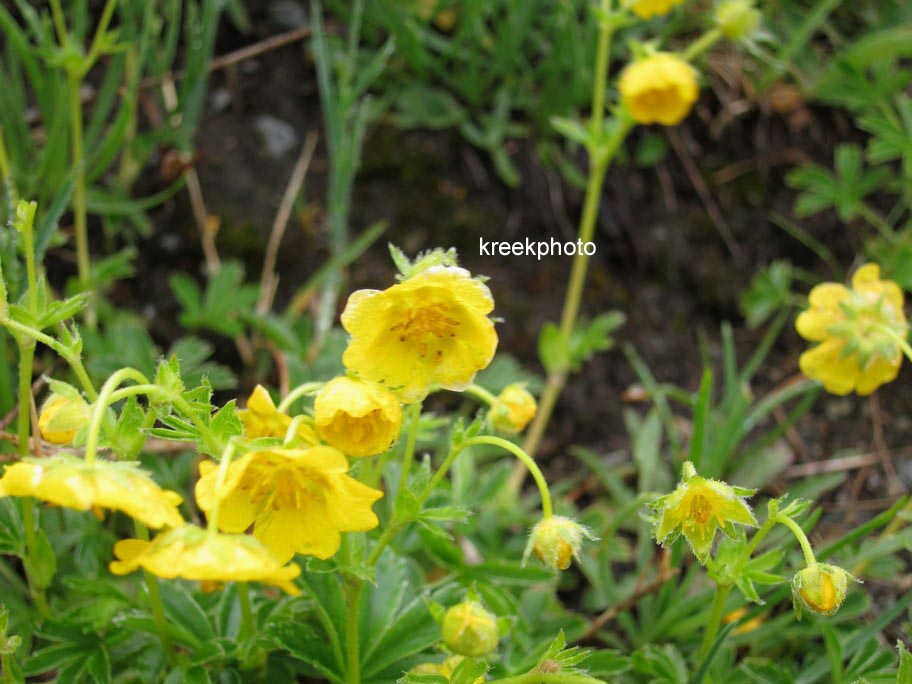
[796,263,908,395]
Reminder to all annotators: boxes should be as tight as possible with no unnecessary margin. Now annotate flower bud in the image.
[714,0,761,41]
[410,656,483,683]
[489,383,537,434]
[314,376,403,457]
[523,515,595,571]
[38,394,89,445]
[791,563,856,617]
[441,600,499,657]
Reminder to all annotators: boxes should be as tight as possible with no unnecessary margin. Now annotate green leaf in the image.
[22,527,56,590]
[739,262,794,329]
[898,641,912,684]
[108,396,148,460]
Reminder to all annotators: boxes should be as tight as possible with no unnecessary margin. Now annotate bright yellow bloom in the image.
[796,264,907,396]
[38,394,89,445]
[651,461,757,563]
[411,656,484,683]
[442,600,499,657]
[791,563,856,618]
[619,53,699,126]
[239,385,318,445]
[627,0,685,19]
[109,525,301,595]
[195,446,383,562]
[489,384,537,434]
[341,266,498,403]
[314,376,402,457]
[524,516,595,571]
[0,455,183,529]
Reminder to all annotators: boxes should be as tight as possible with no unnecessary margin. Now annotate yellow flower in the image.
[195,446,383,562]
[627,0,685,19]
[723,607,766,635]
[651,461,757,563]
[791,563,856,618]
[442,600,499,657]
[314,376,402,457]
[796,263,908,396]
[341,266,498,403]
[38,394,89,445]
[0,455,183,529]
[489,384,537,434]
[523,516,595,571]
[239,385,318,445]
[619,53,699,126]
[411,656,484,683]
[109,525,301,595]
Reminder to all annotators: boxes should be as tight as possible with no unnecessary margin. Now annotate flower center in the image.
[689,493,712,524]
[389,301,460,359]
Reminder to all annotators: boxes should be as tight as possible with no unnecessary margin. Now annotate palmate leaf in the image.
[787,144,891,221]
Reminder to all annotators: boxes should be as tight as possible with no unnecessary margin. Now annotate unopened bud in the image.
[489,383,537,434]
[792,563,857,618]
[38,394,89,445]
[715,0,761,41]
[442,600,499,657]
[523,515,596,571]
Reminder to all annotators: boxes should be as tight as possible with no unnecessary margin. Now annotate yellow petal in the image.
[799,339,859,395]
[855,354,901,395]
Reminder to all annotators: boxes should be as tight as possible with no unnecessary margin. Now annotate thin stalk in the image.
[20,500,49,619]
[84,0,119,70]
[463,436,553,517]
[135,521,176,665]
[399,402,422,486]
[237,582,255,640]
[68,75,93,329]
[207,441,238,535]
[465,383,498,407]
[344,581,362,684]
[513,0,627,491]
[697,583,732,663]
[0,319,96,399]
[276,382,323,413]
[15,344,34,459]
[682,28,723,62]
[84,368,151,465]
[777,515,817,567]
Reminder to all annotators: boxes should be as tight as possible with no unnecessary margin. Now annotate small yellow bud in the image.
[410,656,483,683]
[714,0,761,41]
[314,376,403,457]
[38,394,89,445]
[791,563,857,617]
[441,600,499,657]
[489,384,537,434]
[523,515,595,571]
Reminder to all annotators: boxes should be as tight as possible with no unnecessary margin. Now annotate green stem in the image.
[106,384,162,405]
[276,382,324,413]
[68,74,93,330]
[344,581,362,684]
[0,318,97,400]
[399,401,422,486]
[744,514,777,557]
[84,0,119,70]
[776,515,817,567]
[464,436,553,517]
[682,28,723,62]
[171,394,225,456]
[698,583,732,663]
[858,203,896,243]
[134,522,176,665]
[465,383,498,407]
[21,500,50,619]
[16,343,34,459]
[237,582,255,641]
[207,441,238,535]
[84,368,151,465]
[514,0,628,490]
